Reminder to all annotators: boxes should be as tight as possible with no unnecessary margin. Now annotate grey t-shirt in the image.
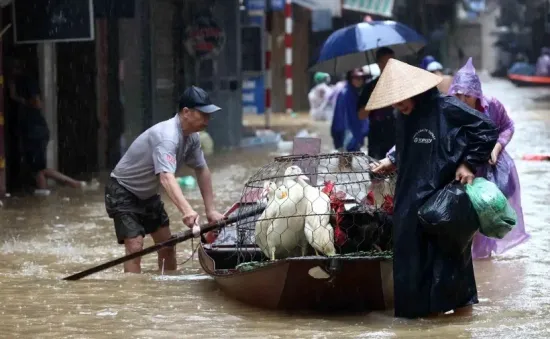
[111,114,206,199]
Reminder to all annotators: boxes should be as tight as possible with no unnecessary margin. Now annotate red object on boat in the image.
[202,202,244,244]
[522,154,550,161]
[364,191,394,215]
[322,180,348,246]
[322,180,395,246]
[321,180,335,195]
[381,195,394,215]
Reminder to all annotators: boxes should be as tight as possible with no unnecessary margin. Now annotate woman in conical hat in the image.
[368,58,499,318]
[448,57,529,260]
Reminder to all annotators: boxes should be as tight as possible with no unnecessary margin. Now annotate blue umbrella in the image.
[310,21,427,75]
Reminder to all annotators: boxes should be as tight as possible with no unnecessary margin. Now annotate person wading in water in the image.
[105,86,225,273]
[369,59,498,318]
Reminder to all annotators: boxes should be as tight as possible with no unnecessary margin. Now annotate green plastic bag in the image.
[464,178,517,239]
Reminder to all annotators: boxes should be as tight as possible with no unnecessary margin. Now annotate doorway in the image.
[2,5,39,193]
[56,42,99,179]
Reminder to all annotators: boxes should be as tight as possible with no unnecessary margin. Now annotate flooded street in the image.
[1,77,550,338]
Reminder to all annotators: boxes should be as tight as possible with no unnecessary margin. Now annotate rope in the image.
[178,238,201,267]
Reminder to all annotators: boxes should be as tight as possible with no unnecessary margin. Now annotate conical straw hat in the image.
[365,58,443,111]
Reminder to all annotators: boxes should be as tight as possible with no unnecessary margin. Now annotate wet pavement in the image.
[1,77,550,338]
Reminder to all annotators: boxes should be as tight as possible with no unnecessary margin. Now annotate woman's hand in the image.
[488,142,502,165]
[455,163,475,184]
[370,158,396,174]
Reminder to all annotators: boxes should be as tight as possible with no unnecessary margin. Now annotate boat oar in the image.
[62,206,265,281]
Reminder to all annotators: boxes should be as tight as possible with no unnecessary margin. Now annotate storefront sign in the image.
[270,0,284,11]
[242,76,265,114]
[184,16,226,59]
[13,0,95,44]
[246,0,266,11]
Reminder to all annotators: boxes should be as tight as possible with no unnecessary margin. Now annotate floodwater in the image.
[1,77,550,338]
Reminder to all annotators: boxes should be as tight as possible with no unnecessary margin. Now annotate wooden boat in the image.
[198,244,393,312]
[198,202,394,312]
[198,138,394,312]
[508,73,550,87]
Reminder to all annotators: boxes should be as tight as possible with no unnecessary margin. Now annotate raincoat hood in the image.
[448,57,483,99]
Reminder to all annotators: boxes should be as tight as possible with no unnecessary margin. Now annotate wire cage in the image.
[222,152,397,267]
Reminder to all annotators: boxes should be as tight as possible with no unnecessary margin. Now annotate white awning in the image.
[292,0,342,17]
[342,0,395,18]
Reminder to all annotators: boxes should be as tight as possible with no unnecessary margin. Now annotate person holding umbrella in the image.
[357,47,397,161]
[310,20,426,167]
[331,68,368,167]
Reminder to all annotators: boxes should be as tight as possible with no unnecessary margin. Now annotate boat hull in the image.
[508,73,550,87]
[198,245,394,312]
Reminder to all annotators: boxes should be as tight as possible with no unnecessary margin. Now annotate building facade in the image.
[0,0,243,195]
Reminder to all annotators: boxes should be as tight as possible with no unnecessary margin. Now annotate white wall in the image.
[38,43,57,170]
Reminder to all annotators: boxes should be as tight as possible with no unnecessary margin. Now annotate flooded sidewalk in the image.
[1,78,550,338]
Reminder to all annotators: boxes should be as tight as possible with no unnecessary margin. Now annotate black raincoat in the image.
[388,89,498,318]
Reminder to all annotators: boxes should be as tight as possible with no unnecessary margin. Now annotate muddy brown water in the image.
[1,78,550,338]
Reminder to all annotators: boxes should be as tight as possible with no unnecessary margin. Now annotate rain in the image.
[1,0,550,337]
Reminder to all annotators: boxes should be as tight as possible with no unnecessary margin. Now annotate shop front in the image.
[143,0,243,151]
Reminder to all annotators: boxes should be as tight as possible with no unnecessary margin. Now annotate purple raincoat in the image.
[449,58,530,259]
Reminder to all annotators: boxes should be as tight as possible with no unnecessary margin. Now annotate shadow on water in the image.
[1,78,550,337]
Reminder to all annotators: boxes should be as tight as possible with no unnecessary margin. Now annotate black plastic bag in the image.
[418,181,480,256]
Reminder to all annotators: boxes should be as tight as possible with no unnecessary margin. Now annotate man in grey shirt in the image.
[105,86,224,273]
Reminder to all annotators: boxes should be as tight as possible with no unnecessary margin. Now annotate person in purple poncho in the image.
[448,57,530,259]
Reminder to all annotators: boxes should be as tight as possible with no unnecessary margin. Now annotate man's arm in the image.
[195,166,215,213]
[153,141,195,218]
[159,172,194,215]
[187,136,224,222]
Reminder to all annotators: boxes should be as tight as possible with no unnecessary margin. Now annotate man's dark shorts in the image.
[22,138,48,173]
[105,177,170,244]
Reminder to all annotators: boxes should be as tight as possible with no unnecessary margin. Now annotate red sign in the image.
[184,16,226,59]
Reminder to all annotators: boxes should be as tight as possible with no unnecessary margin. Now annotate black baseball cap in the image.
[179,86,221,114]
